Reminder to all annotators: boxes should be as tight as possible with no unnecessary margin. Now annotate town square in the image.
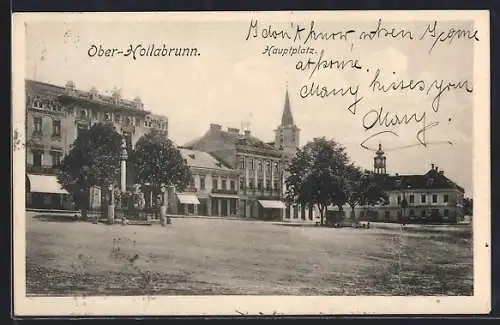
[16,15,479,302]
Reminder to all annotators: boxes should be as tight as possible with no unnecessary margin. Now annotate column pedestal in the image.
[107,204,115,224]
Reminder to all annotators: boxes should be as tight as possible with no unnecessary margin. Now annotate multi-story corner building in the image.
[183,124,286,220]
[25,79,168,210]
[354,145,466,224]
[167,148,240,217]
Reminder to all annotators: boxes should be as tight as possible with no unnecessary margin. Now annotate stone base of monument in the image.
[107,205,115,225]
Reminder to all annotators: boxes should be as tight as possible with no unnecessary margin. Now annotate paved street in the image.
[26,212,473,296]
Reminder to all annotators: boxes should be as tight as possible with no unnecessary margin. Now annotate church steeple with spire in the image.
[275,85,300,158]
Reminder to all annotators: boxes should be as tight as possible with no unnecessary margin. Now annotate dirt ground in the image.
[25,212,473,296]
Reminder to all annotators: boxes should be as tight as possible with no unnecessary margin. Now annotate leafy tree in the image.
[342,165,388,221]
[284,137,350,226]
[57,123,122,219]
[131,129,191,195]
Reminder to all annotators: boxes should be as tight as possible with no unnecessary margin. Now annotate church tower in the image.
[274,86,300,158]
[374,143,387,175]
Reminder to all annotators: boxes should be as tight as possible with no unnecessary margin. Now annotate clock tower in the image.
[374,143,387,175]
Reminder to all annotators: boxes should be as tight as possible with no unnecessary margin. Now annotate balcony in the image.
[240,187,281,196]
[26,164,59,175]
[212,188,238,195]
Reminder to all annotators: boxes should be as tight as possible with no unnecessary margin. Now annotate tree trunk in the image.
[81,189,90,221]
[319,204,325,226]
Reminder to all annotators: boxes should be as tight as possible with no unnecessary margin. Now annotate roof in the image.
[179,148,232,171]
[281,88,295,126]
[219,130,276,150]
[377,168,464,192]
[148,113,168,121]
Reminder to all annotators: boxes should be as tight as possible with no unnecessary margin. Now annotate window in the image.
[258,160,263,171]
[104,113,111,121]
[432,194,438,203]
[432,209,439,216]
[309,207,313,220]
[266,179,271,190]
[32,150,42,167]
[384,211,390,218]
[135,118,141,127]
[115,113,121,123]
[274,162,279,173]
[443,194,449,203]
[239,158,245,169]
[409,195,415,204]
[50,151,62,168]
[239,177,245,190]
[52,120,61,137]
[444,209,449,217]
[190,177,195,188]
[200,176,205,190]
[257,180,262,190]
[212,178,218,190]
[230,180,235,191]
[79,110,87,118]
[421,195,426,203]
[397,196,401,204]
[249,159,254,170]
[221,178,227,190]
[33,117,42,134]
[266,161,271,172]
[301,205,306,220]
[125,117,131,126]
[274,181,279,190]
[249,179,254,189]
[421,210,427,218]
[409,209,415,216]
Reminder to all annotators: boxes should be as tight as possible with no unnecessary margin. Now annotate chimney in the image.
[431,163,435,170]
[439,170,444,176]
[395,173,399,176]
[227,127,240,134]
[435,166,439,172]
[244,130,251,136]
[210,123,222,131]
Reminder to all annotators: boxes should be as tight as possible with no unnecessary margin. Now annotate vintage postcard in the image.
[12,11,490,316]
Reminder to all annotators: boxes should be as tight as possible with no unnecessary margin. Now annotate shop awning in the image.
[27,174,69,194]
[258,200,286,209]
[210,193,239,199]
[176,193,200,205]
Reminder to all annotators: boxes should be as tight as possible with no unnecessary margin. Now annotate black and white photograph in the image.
[12,11,490,316]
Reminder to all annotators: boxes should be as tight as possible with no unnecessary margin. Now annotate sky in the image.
[24,18,476,196]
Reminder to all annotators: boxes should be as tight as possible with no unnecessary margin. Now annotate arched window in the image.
[80,110,87,118]
[104,113,111,121]
[125,117,131,126]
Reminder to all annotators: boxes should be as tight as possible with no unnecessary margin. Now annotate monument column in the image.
[120,138,128,193]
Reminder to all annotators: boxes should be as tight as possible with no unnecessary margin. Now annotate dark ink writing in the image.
[359,19,415,41]
[420,21,480,53]
[295,49,362,79]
